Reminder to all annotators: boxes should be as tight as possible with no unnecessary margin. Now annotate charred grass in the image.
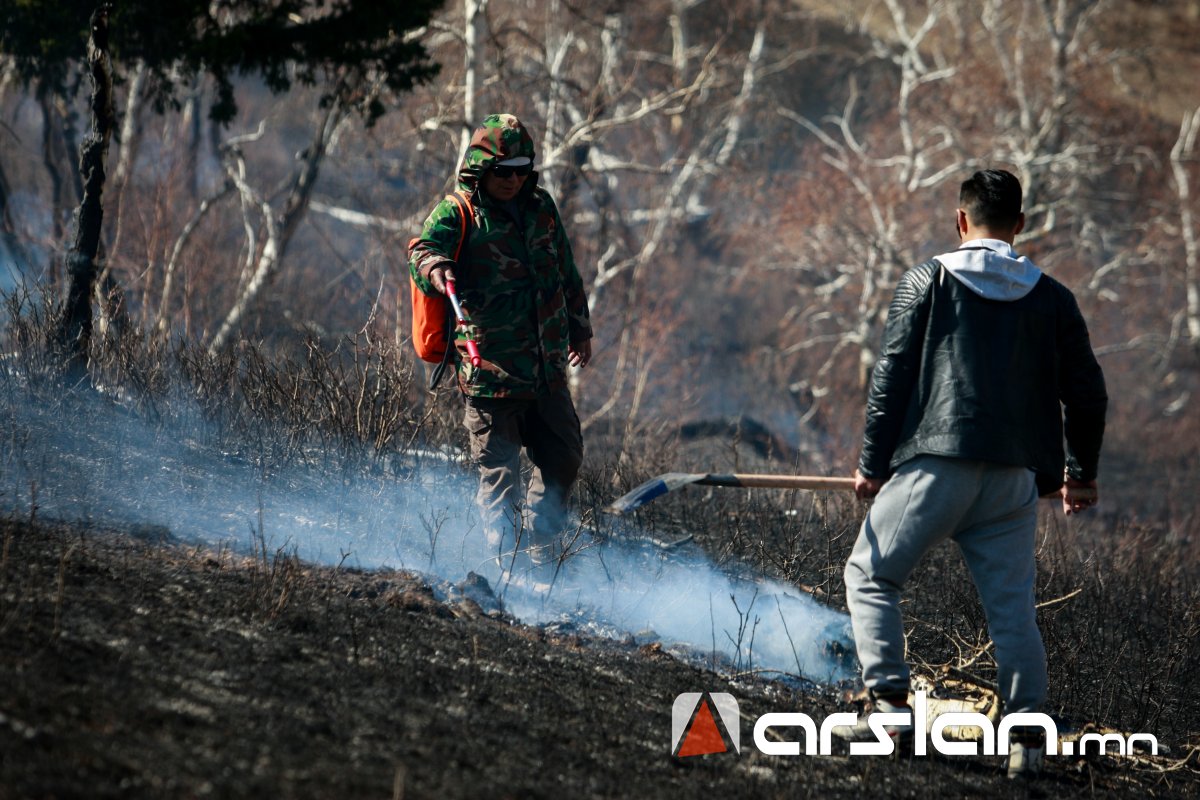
[2,293,1199,797]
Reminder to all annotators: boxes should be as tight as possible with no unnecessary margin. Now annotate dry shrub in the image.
[883,509,1199,746]
[3,289,469,472]
[1037,517,1200,743]
[4,287,1197,750]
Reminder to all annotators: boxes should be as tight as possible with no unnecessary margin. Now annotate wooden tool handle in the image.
[696,474,857,490]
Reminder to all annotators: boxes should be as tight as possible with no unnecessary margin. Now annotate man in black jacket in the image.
[845,169,1107,777]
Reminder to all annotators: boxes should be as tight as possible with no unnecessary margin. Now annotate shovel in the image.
[607,472,855,513]
[606,471,1098,513]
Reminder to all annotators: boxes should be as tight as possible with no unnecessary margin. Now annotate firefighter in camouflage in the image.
[409,113,593,577]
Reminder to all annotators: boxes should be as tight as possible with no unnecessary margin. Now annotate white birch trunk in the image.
[460,0,488,161]
[208,94,347,353]
[1171,106,1200,346]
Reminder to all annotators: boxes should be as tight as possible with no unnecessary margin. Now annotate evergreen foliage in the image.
[0,0,444,124]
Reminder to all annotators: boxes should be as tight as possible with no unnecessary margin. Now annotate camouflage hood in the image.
[456,113,538,195]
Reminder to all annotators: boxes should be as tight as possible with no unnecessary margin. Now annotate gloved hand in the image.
[428,265,456,295]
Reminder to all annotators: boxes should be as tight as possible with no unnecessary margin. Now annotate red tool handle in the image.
[464,339,482,367]
[444,279,482,368]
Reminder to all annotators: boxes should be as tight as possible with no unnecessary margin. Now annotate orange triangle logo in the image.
[677,699,728,757]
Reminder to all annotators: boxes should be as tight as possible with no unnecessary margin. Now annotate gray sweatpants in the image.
[463,388,583,567]
[844,455,1045,714]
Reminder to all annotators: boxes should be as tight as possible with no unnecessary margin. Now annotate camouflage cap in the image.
[457,113,537,191]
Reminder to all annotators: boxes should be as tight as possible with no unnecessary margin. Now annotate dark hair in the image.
[959,169,1023,229]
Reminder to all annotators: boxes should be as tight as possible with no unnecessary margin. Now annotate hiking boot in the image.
[833,692,915,756]
[1006,727,1045,779]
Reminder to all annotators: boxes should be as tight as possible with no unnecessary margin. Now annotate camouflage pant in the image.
[463,388,583,567]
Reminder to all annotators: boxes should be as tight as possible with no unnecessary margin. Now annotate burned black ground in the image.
[1,315,1198,798]
[2,516,1197,799]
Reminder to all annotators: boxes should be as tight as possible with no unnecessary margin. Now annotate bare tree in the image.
[155,178,233,336]
[1170,105,1200,349]
[460,0,489,160]
[766,0,1156,441]
[775,0,962,405]
[208,83,354,353]
[979,0,1110,243]
[0,106,35,277]
[104,59,146,264]
[54,6,115,370]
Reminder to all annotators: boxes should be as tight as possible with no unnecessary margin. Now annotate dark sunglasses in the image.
[491,163,533,178]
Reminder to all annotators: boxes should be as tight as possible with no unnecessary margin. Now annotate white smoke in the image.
[0,389,856,685]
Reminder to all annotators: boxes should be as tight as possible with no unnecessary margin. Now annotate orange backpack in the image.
[408,191,473,366]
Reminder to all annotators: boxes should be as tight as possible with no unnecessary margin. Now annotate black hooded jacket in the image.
[858,257,1108,496]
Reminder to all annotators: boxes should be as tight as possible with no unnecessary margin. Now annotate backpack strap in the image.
[428,190,474,391]
[446,190,473,263]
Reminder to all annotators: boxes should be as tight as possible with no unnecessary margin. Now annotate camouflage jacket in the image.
[409,114,593,399]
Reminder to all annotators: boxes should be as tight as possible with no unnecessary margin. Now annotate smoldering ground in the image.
[6,388,1200,800]
[3,336,1200,797]
[0,376,856,686]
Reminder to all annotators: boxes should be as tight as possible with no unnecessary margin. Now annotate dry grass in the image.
[3,288,1199,770]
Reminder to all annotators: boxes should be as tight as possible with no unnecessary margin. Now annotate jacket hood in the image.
[456,113,538,195]
[935,239,1042,301]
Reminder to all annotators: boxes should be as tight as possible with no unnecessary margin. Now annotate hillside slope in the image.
[2,518,1194,799]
